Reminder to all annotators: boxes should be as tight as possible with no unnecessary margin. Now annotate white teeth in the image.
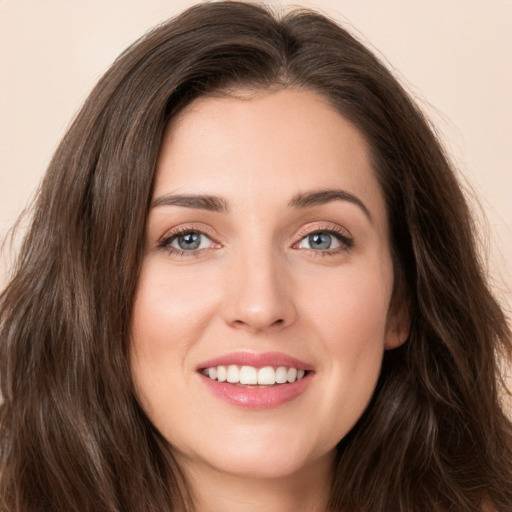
[287,367,297,383]
[226,365,239,383]
[239,366,258,385]
[258,366,276,385]
[217,365,227,382]
[275,366,288,384]
[202,364,308,385]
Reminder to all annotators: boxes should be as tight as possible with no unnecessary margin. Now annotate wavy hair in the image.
[1,2,511,511]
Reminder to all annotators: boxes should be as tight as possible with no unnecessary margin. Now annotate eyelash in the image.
[295,225,354,257]
[158,225,217,258]
[158,225,353,258]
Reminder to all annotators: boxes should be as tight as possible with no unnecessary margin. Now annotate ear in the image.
[384,298,410,350]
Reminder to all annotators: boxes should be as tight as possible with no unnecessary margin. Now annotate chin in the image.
[172,424,336,481]
[203,450,323,480]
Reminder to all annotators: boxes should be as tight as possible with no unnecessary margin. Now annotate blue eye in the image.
[161,231,214,253]
[296,230,352,252]
[305,233,335,250]
[173,232,203,250]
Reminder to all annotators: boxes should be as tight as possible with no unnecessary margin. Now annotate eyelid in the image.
[157,223,222,252]
[293,223,354,251]
[296,223,352,239]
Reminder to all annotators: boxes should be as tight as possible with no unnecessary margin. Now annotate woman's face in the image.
[131,89,408,481]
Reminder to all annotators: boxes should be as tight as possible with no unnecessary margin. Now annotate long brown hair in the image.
[1,2,511,511]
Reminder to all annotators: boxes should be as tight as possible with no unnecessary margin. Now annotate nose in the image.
[222,247,297,333]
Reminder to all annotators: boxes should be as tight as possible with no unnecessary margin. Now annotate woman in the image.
[1,2,511,511]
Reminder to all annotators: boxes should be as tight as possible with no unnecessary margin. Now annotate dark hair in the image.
[1,2,511,511]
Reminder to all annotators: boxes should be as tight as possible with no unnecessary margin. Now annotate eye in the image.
[298,232,339,250]
[170,232,211,251]
[294,228,353,253]
[158,228,218,256]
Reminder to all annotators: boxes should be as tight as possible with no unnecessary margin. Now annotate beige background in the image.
[1,0,511,322]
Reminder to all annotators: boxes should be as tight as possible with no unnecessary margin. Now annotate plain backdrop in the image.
[1,0,511,323]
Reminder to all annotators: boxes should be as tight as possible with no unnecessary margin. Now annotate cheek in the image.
[131,258,220,353]
[300,263,392,438]
[129,259,222,415]
[305,258,392,351]
[314,282,389,379]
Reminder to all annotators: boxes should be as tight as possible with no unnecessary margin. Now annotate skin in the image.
[130,88,409,511]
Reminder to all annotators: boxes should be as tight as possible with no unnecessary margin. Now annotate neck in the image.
[182,451,335,512]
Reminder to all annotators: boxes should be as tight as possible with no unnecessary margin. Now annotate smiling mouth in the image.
[197,352,314,408]
[201,365,308,386]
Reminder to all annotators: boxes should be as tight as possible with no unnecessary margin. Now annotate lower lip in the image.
[199,373,313,409]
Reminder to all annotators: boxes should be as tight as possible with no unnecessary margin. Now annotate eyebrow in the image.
[151,188,372,221]
[288,189,373,222]
[151,193,229,213]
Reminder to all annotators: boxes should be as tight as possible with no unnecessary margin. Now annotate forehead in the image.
[154,88,387,226]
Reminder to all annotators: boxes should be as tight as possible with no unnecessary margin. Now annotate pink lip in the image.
[197,351,314,371]
[197,351,315,410]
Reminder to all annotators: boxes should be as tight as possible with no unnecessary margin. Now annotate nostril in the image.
[230,317,286,331]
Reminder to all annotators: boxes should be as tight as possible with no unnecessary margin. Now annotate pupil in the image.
[309,233,331,250]
[178,233,201,250]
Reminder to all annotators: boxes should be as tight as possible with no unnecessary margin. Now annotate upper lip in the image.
[197,351,314,371]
